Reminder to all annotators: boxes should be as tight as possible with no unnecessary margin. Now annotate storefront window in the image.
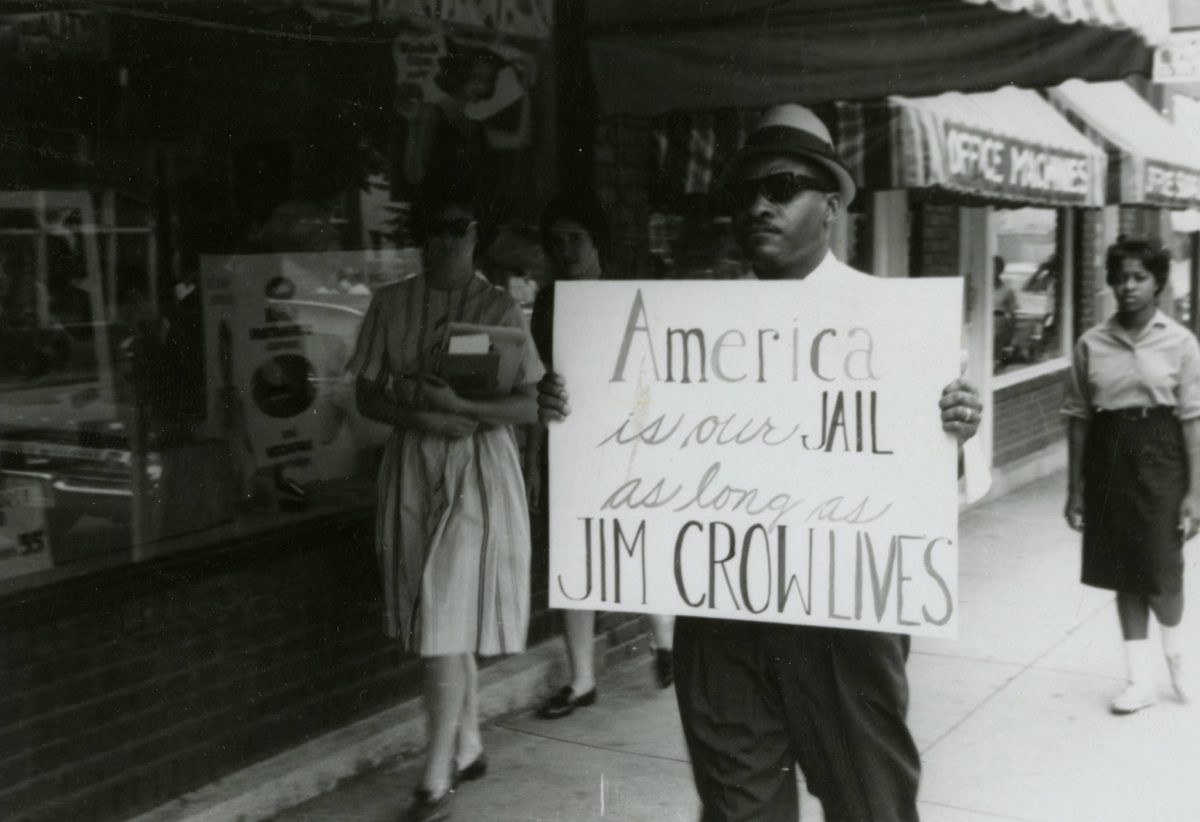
[648,209,751,280]
[993,208,1063,375]
[0,4,551,590]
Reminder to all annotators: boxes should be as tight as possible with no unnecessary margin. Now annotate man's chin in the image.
[740,245,783,274]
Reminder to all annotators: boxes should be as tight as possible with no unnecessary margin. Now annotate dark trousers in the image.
[674,617,920,822]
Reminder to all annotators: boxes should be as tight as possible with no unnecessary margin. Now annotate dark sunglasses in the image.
[421,218,475,239]
[726,172,836,207]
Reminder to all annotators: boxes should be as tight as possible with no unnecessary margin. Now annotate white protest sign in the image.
[549,278,962,638]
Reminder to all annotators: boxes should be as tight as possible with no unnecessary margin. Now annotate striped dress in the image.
[348,273,544,656]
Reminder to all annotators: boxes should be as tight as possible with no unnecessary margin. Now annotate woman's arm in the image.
[423,378,539,427]
[1182,418,1200,540]
[1065,416,1088,531]
[355,376,401,427]
[1062,337,1091,531]
[355,377,478,438]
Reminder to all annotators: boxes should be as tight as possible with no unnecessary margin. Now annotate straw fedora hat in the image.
[720,104,856,207]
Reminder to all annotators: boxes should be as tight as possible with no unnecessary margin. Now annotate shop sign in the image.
[381,0,553,40]
[1144,161,1200,208]
[0,10,108,61]
[549,279,962,638]
[942,123,1092,203]
[1154,33,1200,84]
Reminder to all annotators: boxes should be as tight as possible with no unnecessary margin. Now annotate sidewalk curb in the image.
[130,640,570,822]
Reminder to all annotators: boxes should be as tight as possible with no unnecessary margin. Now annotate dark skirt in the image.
[1082,408,1188,595]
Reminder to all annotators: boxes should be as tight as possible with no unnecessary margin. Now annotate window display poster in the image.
[391,11,544,134]
[549,279,963,638]
[0,478,52,580]
[200,252,404,488]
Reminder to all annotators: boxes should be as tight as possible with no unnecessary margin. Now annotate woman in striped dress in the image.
[350,185,543,822]
[1063,238,1200,715]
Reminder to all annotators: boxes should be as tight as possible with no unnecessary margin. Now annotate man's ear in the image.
[824,193,843,224]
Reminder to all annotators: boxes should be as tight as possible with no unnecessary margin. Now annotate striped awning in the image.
[885,87,1108,207]
[964,0,1170,45]
[1049,80,1200,209]
[1173,93,1200,141]
[645,90,1106,209]
[1169,95,1200,229]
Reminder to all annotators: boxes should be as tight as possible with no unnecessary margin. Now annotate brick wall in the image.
[1118,206,1167,244]
[993,369,1070,466]
[0,513,387,821]
[1073,209,1105,339]
[909,200,960,278]
[2,510,640,821]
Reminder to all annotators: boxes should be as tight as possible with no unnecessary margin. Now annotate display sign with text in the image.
[1144,160,1200,209]
[940,123,1093,204]
[549,279,962,638]
[1154,34,1200,84]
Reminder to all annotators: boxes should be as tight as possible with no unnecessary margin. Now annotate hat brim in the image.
[718,142,856,208]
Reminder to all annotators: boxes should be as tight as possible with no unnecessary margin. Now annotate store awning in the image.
[1169,95,1200,229]
[587,0,1166,117]
[644,89,1105,209]
[1174,93,1200,140]
[882,87,1108,207]
[1049,80,1200,209]
[964,0,1169,43]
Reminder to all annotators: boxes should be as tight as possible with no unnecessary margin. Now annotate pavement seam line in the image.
[918,797,1041,822]
[490,722,692,766]
[918,591,1115,755]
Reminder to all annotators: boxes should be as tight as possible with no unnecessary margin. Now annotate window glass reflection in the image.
[993,208,1062,374]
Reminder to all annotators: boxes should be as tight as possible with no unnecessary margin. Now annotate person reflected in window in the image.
[993,254,1018,369]
[527,193,675,722]
[1063,238,1200,715]
[1028,253,1059,359]
[349,183,543,822]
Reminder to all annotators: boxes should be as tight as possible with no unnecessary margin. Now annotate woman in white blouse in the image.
[1063,238,1200,715]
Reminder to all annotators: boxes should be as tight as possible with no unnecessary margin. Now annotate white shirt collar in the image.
[749,250,866,281]
[803,250,864,281]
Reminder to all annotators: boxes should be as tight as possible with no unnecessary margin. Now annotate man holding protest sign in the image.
[538,104,982,821]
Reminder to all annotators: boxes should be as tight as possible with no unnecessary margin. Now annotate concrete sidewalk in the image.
[249,471,1200,820]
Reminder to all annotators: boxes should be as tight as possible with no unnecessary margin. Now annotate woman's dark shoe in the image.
[402,788,453,822]
[453,753,488,786]
[536,686,597,719]
[655,648,674,689]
